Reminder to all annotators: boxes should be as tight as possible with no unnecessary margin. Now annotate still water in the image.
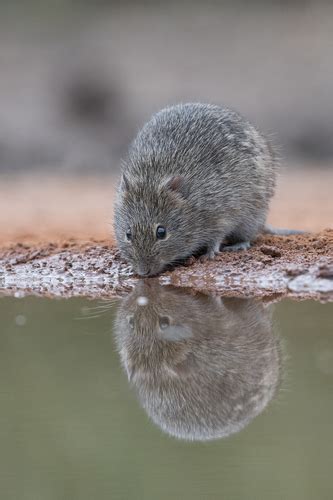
[0,282,332,500]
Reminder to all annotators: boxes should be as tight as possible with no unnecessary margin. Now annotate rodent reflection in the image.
[114,281,282,441]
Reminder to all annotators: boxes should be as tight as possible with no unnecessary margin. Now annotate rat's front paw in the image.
[199,243,221,262]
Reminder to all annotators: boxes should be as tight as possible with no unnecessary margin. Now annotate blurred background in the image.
[0,0,332,241]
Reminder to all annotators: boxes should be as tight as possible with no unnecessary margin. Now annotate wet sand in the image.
[0,229,332,301]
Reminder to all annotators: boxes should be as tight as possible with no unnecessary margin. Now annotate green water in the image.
[0,290,332,500]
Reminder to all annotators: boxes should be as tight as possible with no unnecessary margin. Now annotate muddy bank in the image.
[0,230,332,301]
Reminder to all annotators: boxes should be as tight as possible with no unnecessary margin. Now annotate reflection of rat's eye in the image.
[126,228,132,241]
[159,316,170,330]
[127,316,135,329]
[156,225,167,240]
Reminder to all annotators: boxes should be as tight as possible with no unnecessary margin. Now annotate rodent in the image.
[114,280,282,441]
[114,102,292,276]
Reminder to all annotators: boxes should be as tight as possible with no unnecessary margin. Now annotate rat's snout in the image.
[137,264,152,276]
[136,259,164,277]
[138,268,151,277]
[135,252,167,276]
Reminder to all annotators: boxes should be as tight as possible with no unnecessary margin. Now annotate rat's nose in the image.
[137,266,151,276]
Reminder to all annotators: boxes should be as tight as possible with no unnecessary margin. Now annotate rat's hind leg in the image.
[222,241,251,252]
[221,223,257,252]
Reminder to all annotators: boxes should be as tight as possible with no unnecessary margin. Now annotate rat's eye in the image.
[159,316,170,330]
[127,316,135,329]
[156,225,167,240]
[126,228,132,241]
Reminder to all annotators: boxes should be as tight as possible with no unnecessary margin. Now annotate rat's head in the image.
[114,174,197,276]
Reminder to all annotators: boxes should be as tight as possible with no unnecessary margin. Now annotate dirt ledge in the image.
[0,230,332,301]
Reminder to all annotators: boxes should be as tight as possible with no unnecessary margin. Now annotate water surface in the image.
[0,286,332,500]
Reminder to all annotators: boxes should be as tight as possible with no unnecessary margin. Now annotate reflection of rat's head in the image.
[114,281,281,441]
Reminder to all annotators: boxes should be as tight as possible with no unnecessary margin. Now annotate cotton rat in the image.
[114,281,282,441]
[114,102,298,276]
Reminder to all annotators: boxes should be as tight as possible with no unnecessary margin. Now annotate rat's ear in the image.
[162,175,189,198]
[120,173,130,192]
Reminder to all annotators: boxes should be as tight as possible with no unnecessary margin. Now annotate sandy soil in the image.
[0,169,332,244]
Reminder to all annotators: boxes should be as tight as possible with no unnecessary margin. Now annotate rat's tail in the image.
[263,224,306,236]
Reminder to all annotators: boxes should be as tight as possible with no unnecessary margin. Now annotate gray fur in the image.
[114,102,277,276]
[114,281,282,441]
